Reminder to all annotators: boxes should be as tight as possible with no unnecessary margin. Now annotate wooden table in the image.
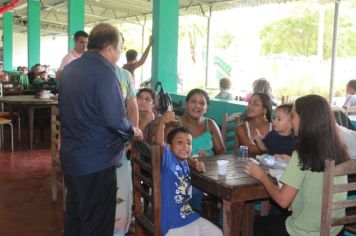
[0,95,58,149]
[191,155,269,236]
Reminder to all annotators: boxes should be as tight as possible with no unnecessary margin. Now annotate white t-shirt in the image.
[343,94,356,107]
[338,125,356,159]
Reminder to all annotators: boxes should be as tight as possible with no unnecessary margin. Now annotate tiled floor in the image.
[0,127,64,236]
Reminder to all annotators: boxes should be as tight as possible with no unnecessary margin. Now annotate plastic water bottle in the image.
[256,154,289,170]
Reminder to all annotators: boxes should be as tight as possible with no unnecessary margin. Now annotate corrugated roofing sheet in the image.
[0,0,329,35]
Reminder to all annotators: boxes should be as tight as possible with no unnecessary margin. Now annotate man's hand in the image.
[132,127,143,140]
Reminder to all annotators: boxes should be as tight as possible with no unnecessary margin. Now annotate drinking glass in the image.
[238,146,249,161]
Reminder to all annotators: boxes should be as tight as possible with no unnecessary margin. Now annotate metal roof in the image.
[1,0,320,36]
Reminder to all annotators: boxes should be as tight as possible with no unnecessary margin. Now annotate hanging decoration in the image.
[0,0,20,15]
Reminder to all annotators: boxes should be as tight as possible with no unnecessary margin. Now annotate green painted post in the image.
[28,0,41,69]
[151,0,179,93]
[3,12,13,71]
[68,0,85,51]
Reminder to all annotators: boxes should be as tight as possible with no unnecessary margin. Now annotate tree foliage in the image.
[260,8,356,59]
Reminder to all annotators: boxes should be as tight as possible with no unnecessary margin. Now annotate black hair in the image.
[32,63,41,69]
[74,31,89,41]
[167,127,191,144]
[126,49,138,62]
[294,95,349,172]
[347,79,356,90]
[246,93,272,122]
[186,88,210,106]
[137,88,158,107]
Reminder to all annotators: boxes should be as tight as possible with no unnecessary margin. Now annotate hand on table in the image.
[191,158,205,172]
[245,159,267,181]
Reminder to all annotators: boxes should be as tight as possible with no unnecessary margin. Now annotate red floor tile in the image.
[0,146,63,235]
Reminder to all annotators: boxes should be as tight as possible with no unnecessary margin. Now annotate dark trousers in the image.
[254,215,290,236]
[63,166,117,236]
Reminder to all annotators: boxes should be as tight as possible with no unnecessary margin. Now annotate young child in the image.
[254,104,295,160]
[215,77,234,100]
[155,109,223,236]
[254,104,295,216]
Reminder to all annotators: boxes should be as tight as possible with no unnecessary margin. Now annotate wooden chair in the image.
[346,106,356,115]
[331,106,355,130]
[0,118,14,150]
[50,106,65,210]
[320,159,356,236]
[132,140,162,236]
[221,112,242,155]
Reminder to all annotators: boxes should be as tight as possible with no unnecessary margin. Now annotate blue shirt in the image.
[59,51,134,176]
[263,130,295,156]
[160,145,199,235]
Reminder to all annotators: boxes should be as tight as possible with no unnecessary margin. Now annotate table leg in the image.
[29,107,34,150]
[223,200,244,236]
[242,202,255,236]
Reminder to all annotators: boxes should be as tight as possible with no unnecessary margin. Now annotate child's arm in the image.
[154,107,176,146]
[254,129,267,152]
[187,158,205,172]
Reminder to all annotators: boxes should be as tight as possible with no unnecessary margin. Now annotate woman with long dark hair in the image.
[235,92,273,155]
[245,94,349,236]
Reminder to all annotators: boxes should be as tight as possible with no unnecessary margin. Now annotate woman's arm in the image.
[254,135,267,152]
[235,123,263,155]
[208,119,226,155]
[245,161,298,208]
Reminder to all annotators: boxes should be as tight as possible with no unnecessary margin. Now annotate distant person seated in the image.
[32,71,56,91]
[28,63,42,85]
[15,66,30,89]
[123,36,153,87]
[343,79,356,109]
[21,66,28,74]
[43,65,55,79]
[215,77,234,100]
[244,77,277,105]
[0,62,9,82]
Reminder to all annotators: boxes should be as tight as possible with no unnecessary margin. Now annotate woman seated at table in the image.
[166,88,225,157]
[137,88,161,141]
[245,94,349,236]
[32,71,57,91]
[235,92,273,155]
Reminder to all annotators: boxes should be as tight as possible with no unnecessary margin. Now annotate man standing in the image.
[59,23,142,236]
[56,30,88,80]
[123,35,153,87]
